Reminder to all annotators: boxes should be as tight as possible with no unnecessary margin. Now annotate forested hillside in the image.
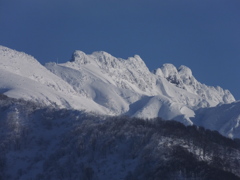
[1,94,240,180]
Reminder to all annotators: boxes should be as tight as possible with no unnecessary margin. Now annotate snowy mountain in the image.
[0,46,112,114]
[0,45,239,137]
[45,49,234,124]
[192,101,240,138]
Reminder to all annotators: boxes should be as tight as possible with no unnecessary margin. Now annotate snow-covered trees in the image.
[0,95,240,179]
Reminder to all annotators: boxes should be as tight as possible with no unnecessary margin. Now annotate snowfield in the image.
[0,45,239,138]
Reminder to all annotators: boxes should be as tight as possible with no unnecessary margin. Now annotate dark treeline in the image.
[0,94,240,180]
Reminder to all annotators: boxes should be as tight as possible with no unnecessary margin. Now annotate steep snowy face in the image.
[70,50,89,64]
[154,63,235,107]
[46,51,158,115]
[0,45,236,126]
[0,46,73,94]
[158,63,186,89]
[45,50,236,125]
[67,51,157,95]
[192,101,240,139]
[0,45,36,64]
[178,65,194,87]
[0,46,113,113]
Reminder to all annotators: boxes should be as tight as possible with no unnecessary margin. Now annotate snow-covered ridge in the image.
[0,45,236,126]
[0,46,75,94]
[0,45,36,63]
[69,50,155,94]
[154,63,234,106]
[192,100,240,138]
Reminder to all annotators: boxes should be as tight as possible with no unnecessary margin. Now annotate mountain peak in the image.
[127,55,146,67]
[92,51,113,58]
[155,63,182,86]
[178,65,192,78]
[156,64,193,79]
[133,54,141,59]
[160,63,178,78]
[70,50,89,64]
[0,45,36,63]
[91,51,120,68]
[155,63,194,87]
[69,50,148,72]
[153,63,235,106]
[0,46,236,127]
[57,49,236,108]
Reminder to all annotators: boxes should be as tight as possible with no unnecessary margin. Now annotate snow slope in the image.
[0,46,112,114]
[0,45,236,125]
[192,100,240,138]
[46,50,234,124]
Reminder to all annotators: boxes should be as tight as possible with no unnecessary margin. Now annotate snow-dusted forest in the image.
[1,94,240,180]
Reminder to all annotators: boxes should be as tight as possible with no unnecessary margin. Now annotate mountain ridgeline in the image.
[0,45,239,139]
[1,45,240,179]
[0,95,240,180]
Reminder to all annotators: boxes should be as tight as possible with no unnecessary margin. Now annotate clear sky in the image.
[1,0,240,100]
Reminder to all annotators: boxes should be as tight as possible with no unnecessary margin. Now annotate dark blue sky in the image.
[1,0,240,100]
